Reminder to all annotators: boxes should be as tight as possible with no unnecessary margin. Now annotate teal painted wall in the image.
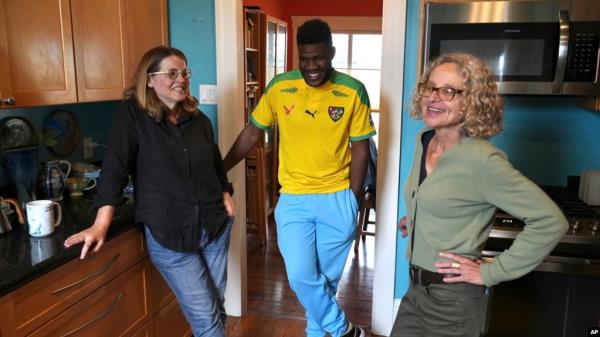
[168,0,219,137]
[394,0,600,298]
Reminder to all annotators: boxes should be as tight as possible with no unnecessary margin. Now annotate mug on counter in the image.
[26,200,62,237]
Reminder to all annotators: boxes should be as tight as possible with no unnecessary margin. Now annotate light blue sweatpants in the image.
[274,189,359,337]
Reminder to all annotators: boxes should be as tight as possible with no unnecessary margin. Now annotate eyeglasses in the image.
[418,83,464,101]
[148,68,192,80]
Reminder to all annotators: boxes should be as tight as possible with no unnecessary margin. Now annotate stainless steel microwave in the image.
[423,0,600,95]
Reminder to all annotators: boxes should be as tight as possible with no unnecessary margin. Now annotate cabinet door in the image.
[12,229,145,337]
[131,320,155,337]
[28,260,152,337]
[0,0,77,107]
[70,0,128,102]
[71,0,168,102]
[153,298,192,337]
[122,0,169,82]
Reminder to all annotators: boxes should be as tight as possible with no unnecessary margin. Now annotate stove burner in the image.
[491,186,600,247]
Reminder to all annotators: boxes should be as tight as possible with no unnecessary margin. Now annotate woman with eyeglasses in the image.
[64,46,234,337]
[390,53,567,337]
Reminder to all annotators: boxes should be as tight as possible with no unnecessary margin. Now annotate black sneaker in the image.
[341,323,367,337]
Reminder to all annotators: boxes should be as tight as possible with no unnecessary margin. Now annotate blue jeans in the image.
[275,189,359,337]
[145,221,232,337]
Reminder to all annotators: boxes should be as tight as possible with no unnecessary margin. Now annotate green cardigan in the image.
[404,129,568,286]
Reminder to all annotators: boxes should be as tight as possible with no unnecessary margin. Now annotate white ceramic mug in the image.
[26,200,62,237]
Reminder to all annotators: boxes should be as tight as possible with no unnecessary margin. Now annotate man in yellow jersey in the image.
[224,19,375,337]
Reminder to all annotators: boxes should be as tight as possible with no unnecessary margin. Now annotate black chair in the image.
[354,138,377,252]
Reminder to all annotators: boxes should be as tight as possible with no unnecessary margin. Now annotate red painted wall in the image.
[243,0,383,71]
[243,0,287,22]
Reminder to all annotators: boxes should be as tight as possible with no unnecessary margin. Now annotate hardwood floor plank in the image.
[227,219,384,337]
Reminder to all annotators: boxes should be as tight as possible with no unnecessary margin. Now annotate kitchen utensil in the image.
[1,146,40,208]
[65,177,96,197]
[26,200,62,237]
[38,160,71,201]
[71,162,101,179]
[43,109,81,157]
[0,197,25,234]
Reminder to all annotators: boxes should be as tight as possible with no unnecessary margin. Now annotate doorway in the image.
[215,1,407,335]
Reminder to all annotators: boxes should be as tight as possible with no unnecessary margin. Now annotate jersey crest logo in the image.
[328,106,344,122]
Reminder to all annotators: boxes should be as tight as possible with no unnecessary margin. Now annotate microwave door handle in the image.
[595,47,600,83]
[553,10,569,94]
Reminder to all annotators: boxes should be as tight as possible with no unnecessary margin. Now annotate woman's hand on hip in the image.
[223,192,234,218]
[435,252,484,285]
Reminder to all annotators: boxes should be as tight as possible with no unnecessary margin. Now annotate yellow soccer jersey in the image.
[251,70,376,194]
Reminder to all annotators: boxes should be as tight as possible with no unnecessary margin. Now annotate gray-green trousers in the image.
[390,282,491,337]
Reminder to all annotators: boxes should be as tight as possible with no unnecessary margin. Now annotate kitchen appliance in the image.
[483,185,600,337]
[0,197,25,234]
[423,0,600,95]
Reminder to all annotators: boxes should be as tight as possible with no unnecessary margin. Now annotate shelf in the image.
[246,48,259,53]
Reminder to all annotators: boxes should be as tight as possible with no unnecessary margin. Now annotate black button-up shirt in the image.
[95,100,233,252]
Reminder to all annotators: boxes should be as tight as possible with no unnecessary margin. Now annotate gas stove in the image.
[489,186,600,245]
[485,186,600,276]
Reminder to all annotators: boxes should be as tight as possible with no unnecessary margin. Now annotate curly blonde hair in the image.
[411,53,503,138]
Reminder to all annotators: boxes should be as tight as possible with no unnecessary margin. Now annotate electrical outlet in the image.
[83,137,94,159]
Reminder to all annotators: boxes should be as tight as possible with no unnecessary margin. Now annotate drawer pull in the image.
[59,292,123,337]
[51,253,120,295]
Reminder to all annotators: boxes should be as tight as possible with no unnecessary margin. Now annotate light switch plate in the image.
[199,84,217,105]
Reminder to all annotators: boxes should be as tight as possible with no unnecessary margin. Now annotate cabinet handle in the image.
[51,253,120,295]
[59,292,123,337]
[1,97,15,105]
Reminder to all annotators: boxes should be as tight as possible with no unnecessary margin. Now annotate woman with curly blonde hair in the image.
[391,53,567,337]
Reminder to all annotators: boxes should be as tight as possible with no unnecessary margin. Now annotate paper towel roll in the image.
[585,171,600,206]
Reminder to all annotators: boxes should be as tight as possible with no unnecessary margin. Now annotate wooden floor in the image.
[226,216,383,337]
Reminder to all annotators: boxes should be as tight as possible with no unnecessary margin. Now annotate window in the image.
[332,33,382,147]
[332,33,382,112]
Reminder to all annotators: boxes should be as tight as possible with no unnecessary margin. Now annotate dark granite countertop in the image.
[0,194,136,297]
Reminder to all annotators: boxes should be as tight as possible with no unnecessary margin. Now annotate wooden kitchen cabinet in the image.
[153,298,193,337]
[11,229,146,337]
[0,0,168,108]
[0,0,77,107]
[0,228,190,337]
[27,260,151,337]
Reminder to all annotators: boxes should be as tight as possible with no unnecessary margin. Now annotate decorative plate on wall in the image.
[43,110,81,157]
[0,117,38,152]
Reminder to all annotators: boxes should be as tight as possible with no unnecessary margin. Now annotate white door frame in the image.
[214,1,407,334]
[372,0,406,335]
[215,0,247,317]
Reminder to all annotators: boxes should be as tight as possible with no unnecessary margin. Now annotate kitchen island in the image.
[0,194,191,337]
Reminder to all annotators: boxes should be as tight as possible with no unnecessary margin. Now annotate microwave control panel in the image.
[566,23,600,82]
